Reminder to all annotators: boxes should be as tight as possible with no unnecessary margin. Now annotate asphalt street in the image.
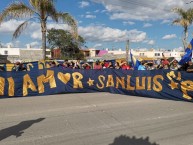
[0,93,193,145]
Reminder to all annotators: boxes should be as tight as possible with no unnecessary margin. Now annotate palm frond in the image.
[13,20,29,39]
[173,19,190,27]
[43,0,58,22]
[56,12,78,38]
[29,0,39,9]
[0,2,34,23]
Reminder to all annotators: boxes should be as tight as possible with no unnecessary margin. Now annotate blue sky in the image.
[0,0,193,50]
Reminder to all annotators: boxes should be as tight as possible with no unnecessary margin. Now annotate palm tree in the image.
[0,0,77,60]
[172,8,193,51]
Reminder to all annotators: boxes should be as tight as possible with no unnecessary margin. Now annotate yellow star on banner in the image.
[169,80,178,90]
[87,78,94,86]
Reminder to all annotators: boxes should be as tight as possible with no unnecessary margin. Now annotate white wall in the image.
[0,48,20,55]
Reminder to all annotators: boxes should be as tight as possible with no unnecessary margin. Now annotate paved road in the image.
[0,93,193,145]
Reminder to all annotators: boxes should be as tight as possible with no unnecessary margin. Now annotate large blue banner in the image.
[0,67,193,102]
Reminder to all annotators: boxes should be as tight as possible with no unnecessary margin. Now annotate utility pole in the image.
[126,40,129,62]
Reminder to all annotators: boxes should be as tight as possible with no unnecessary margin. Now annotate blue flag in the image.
[130,50,141,70]
[179,39,193,65]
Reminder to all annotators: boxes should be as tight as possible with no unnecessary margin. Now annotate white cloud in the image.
[94,43,102,48]
[2,42,13,47]
[2,41,21,47]
[0,20,71,41]
[91,0,186,21]
[78,21,83,24]
[161,19,171,24]
[143,23,152,28]
[79,25,147,43]
[27,41,40,48]
[85,15,96,19]
[29,22,70,40]
[14,40,21,47]
[123,21,135,25]
[101,10,107,13]
[0,20,24,33]
[162,34,177,39]
[147,40,155,45]
[94,10,100,13]
[174,46,184,51]
[79,1,90,8]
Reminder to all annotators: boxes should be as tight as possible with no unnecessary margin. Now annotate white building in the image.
[0,45,51,62]
[83,48,185,61]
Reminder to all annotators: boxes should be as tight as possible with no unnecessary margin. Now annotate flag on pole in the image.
[179,39,193,65]
[130,50,141,70]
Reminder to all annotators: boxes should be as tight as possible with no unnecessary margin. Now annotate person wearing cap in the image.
[170,60,179,70]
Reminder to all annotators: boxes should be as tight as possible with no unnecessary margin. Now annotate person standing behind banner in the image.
[74,60,81,69]
[11,61,20,71]
[120,61,131,70]
[186,60,193,72]
[94,61,102,70]
[82,63,91,70]
[103,60,109,68]
[62,59,69,68]
[138,61,146,70]
[107,62,114,69]
[49,61,56,68]
[170,60,179,70]
[147,61,155,70]
[114,62,120,69]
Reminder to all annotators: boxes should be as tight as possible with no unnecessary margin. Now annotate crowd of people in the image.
[48,58,193,73]
[9,56,193,73]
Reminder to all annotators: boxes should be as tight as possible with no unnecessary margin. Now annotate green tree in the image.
[47,28,85,59]
[172,8,193,50]
[0,0,77,60]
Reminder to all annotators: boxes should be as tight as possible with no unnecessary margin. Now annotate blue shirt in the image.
[138,65,146,70]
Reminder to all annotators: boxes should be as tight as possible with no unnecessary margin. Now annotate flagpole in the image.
[126,40,129,62]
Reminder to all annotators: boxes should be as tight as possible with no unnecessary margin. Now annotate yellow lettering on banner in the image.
[96,75,105,89]
[177,72,181,81]
[8,77,14,96]
[116,77,125,89]
[0,77,5,95]
[106,75,114,87]
[37,70,56,93]
[181,81,193,100]
[46,62,51,68]
[72,72,83,88]
[153,75,163,92]
[23,74,37,96]
[58,72,71,84]
[147,77,152,91]
[166,71,176,80]
[7,64,15,71]
[38,60,45,70]
[136,77,146,90]
[26,63,34,71]
[126,75,135,90]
